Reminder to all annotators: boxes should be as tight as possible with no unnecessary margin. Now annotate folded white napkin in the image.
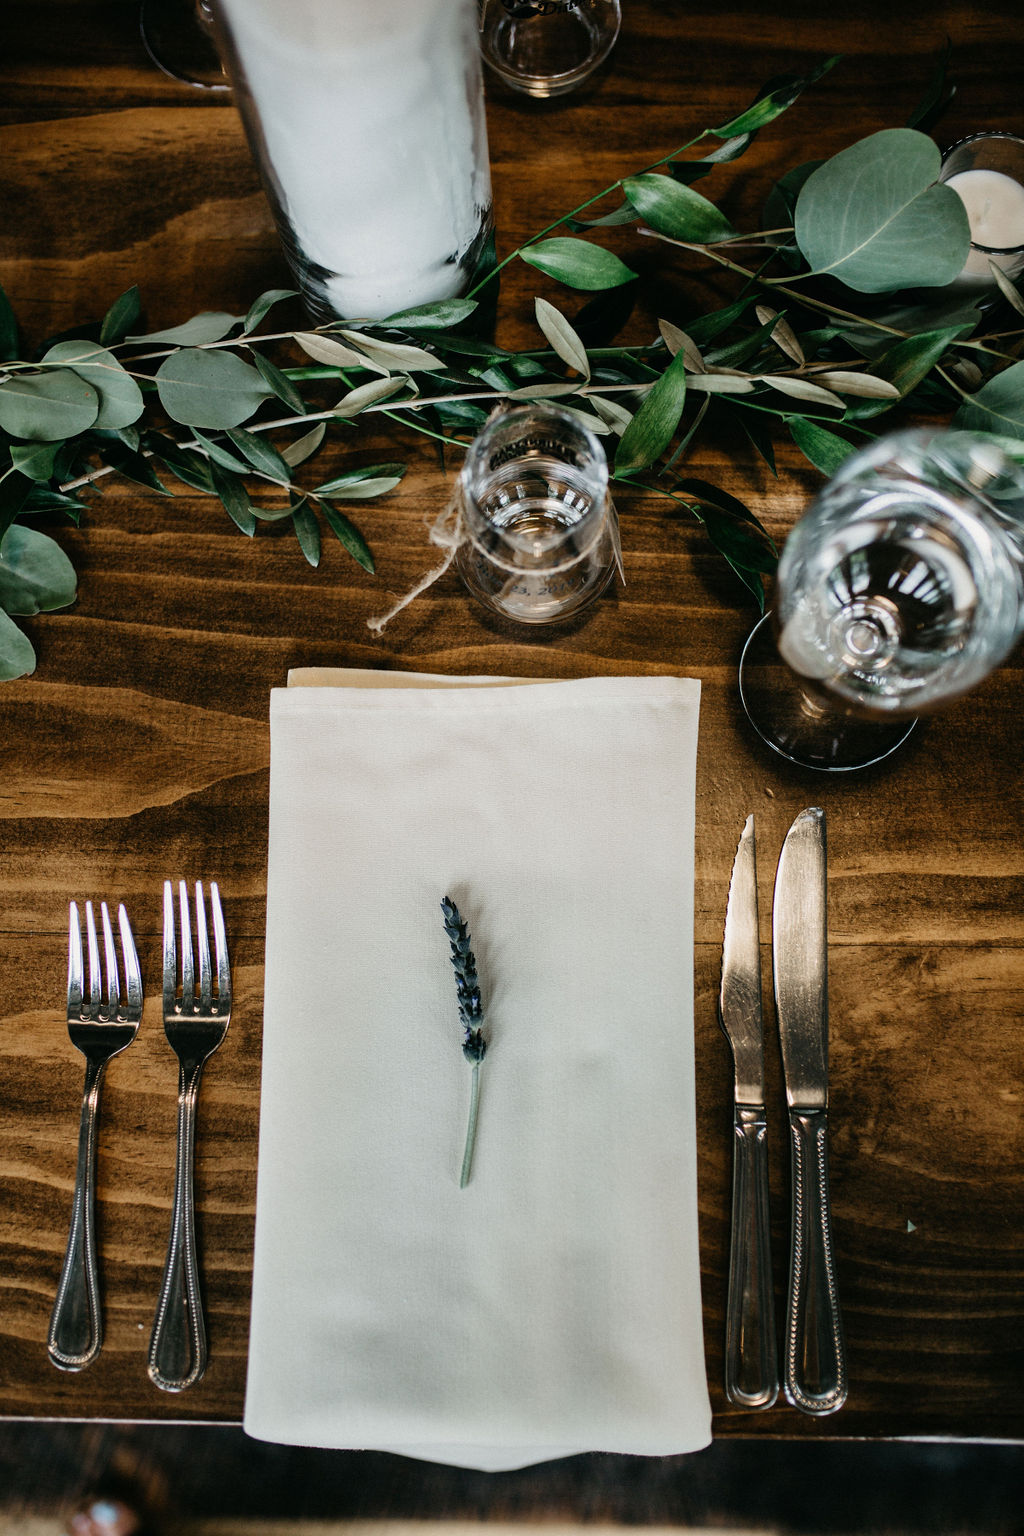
[244,669,711,1471]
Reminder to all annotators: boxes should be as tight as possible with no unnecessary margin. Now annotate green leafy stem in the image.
[2,51,1023,676]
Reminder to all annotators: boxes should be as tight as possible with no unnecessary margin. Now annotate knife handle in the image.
[724,1105,778,1409]
[785,1107,847,1415]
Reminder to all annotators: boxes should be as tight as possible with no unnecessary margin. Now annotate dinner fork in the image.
[148,878,231,1391]
[48,900,142,1372]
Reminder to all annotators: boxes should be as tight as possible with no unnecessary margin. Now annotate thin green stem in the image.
[459,1060,482,1189]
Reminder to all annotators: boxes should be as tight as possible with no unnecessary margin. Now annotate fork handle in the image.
[148,1062,208,1391]
[48,1058,106,1371]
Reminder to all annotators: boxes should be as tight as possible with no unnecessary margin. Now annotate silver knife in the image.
[772,806,847,1415]
[719,813,778,1409]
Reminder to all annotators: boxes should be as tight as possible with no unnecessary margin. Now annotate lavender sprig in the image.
[441,896,487,1188]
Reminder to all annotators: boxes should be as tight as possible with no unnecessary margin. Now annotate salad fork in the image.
[148,878,231,1392]
[48,900,142,1371]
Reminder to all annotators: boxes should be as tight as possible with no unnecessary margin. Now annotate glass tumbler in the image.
[455,404,621,624]
[479,0,621,98]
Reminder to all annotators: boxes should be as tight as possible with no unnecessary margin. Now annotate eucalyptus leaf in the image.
[192,429,252,476]
[147,433,217,494]
[794,129,971,292]
[623,174,738,244]
[42,339,144,429]
[534,298,590,379]
[252,349,308,414]
[128,312,241,345]
[282,422,327,466]
[319,502,374,572]
[953,358,1024,435]
[761,375,845,408]
[295,331,383,372]
[614,350,688,474]
[290,497,321,567]
[0,606,36,680]
[377,298,478,330]
[811,369,901,399]
[10,440,63,482]
[93,435,172,495]
[520,237,637,291]
[226,427,293,484]
[333,376,407,417]
[788,418,860,475]
[155,348,273,429]
[314,462,405,495]
[0,368,99,440]
[243,288,300,333]
[100,286,143,347]
[209,459,257,535]
[0,524,77,614]
[337,330,446,373]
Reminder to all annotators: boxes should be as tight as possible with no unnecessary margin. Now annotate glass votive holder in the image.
[455,404,621,624]
[939,132,1024,295]
[478,0,621,99]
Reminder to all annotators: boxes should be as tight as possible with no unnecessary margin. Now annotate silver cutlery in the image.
[719,814,778,1409]
[772,806,847,1415]
[48,900,142,1371]
[148,879,231,1392]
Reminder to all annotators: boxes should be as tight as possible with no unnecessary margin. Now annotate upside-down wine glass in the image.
[738,429,1024,771]
[139,0,229,90]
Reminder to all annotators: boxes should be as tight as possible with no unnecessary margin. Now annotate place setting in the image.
[3,0,1024,1478]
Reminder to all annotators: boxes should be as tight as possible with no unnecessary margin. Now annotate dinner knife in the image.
[772,806,848,1415]
[718,813,778,1409]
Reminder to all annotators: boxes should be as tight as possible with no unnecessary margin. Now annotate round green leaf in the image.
[0,368,99,441]
[794,129,971,292]
[623,174,738,244]
[42,340,144,429]
[0,524,77,614]
[953,358,1024,435]
[0,605,36,679]
[520,238,637,291]
[155,347,273,429]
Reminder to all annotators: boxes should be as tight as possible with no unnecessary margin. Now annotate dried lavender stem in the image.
[460,1060,482,1189]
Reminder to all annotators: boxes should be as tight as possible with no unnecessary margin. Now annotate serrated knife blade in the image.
[718,814,777,1410]
[772,806,847,1416]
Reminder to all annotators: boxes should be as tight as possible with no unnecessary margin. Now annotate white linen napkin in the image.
[244,669,711,1471]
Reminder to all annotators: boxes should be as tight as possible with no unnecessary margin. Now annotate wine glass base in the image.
[738,613,917,772]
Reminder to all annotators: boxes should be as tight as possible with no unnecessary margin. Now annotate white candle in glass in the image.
[944,166,1024,287]
[215,0,493,320]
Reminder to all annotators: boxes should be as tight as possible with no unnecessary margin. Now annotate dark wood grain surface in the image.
[1,0,1022,1445]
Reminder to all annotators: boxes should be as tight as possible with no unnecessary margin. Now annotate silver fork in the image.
[48,901,142,1371]
[148,878,231,1392]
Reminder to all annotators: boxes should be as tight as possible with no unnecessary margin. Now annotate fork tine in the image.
[67,902,84,1020]
[196,881,212,1011]
[119,904,143,1020]
[100,902,119,1017]
[178,879,195,1007]
[210,882,230,1009]
[85,902,101,1017]
[163,879,177,1015]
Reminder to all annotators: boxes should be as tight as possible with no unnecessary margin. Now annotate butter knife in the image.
[772,806,847,1415]
[719,814,778,1409]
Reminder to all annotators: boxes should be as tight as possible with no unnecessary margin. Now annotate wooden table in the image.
[1,0,1022,1446]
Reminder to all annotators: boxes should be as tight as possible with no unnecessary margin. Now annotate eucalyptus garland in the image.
[1,53,1023,677]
